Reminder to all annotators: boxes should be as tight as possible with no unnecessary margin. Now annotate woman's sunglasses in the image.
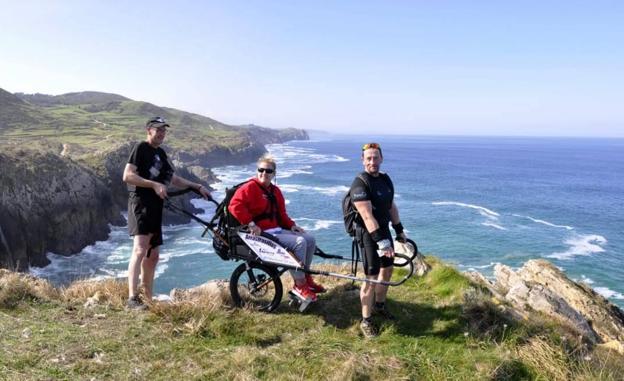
[257,168,275,174]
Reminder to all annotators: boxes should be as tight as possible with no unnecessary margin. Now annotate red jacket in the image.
[228,178,295,230]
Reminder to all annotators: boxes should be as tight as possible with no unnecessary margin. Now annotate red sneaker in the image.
[292,284,318,302]
[306,274,326,293]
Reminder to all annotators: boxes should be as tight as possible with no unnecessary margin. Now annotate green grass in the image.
[1,260,622,380]
[1,97,265,155]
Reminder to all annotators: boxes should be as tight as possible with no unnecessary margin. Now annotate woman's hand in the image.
[291,225,305,233]
[247,222,261,235]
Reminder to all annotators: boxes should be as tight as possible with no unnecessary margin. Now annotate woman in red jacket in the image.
[228,155,325,302]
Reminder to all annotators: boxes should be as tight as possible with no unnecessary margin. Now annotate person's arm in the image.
[228,184,262,235]
[122,163,167,199]
[389,202,407,242]
[354,200,393,257]
[354,200,380,234]
[170,174,211,199]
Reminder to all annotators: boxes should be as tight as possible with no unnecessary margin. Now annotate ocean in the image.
[31,134,624,307]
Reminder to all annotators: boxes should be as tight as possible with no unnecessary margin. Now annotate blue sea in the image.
[32,135,624,307]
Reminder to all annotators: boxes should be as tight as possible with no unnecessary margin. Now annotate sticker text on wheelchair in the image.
[238,232,302,267]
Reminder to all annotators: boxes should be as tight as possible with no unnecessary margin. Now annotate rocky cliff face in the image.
[466,259,624,353]
[0,147,123,270]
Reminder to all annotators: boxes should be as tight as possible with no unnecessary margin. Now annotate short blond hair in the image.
[257,154,277,170]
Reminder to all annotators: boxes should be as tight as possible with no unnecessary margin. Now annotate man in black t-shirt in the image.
[350,142,408,337]
[122,117,211,309]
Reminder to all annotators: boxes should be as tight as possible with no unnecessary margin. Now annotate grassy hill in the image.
[0,89,49,130]
[1,89,305,155]
[1,258,622,380]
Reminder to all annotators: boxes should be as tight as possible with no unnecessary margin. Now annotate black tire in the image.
[230,262,283,312]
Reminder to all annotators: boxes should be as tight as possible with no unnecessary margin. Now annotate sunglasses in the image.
[362,142,381,151]
[257,167,275,174]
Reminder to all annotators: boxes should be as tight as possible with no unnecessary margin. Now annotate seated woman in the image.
[228,155,325,301]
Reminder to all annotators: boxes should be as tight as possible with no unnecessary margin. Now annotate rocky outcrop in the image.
[0,147,123,270]
[466,259,624,351]
[173,141,267,168]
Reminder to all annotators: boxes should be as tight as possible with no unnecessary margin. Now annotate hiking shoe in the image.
[292,284,318,302]
[126,296,147,311]
[305,274,326,293]
[373,305,395,320]
[360,319,378,338]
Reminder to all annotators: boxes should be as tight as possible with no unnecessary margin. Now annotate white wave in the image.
[481,222,507,231]
[512,214,573,230]
[310,185,350,196]
[294,217,342,231]
[458,262,496,269]
[432,201,500,217]
[279,184,304,193]
[576,275,595,285]
[267,143,349,164]
[594,287,624,300]
[547,234,607,260]
[211,166,251,187]
[278,166,314,178]
[162,223,194,232]
[278,183,348,196]
[153,263,168,279]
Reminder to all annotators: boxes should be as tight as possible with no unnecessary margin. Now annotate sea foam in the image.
[594,287,624,300]
[432,201,500,217]
[293,217,342,231]
[481,222,508,231]
[547,234,607,260]
[512,214,573,230]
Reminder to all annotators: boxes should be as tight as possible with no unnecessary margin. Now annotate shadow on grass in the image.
[273,282,464,339]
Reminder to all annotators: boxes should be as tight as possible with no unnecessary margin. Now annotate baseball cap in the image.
[146,116,170,129]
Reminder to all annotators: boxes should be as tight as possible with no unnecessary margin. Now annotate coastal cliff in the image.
[0,147,123,270]
[0,89,309,271]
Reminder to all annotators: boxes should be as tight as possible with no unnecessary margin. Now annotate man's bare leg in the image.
[140,246,159,301]
[375,266,393,303]
[360,274,378,318]
[128,234,152,298]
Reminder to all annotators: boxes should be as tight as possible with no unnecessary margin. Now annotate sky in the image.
[1,1,623,137]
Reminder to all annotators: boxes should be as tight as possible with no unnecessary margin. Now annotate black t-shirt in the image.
[350,171,394,229]
[127,141,174,198]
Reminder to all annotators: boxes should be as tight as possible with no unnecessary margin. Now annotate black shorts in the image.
[356,226,394,276]
[127,193,164,247]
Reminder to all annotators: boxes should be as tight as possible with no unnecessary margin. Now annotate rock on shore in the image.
[466,259,624,353]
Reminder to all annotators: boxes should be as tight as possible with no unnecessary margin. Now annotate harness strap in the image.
[252,182,282,226]
[351,238,360,278]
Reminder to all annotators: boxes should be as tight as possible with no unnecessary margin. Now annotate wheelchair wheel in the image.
[230,262,283,312]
